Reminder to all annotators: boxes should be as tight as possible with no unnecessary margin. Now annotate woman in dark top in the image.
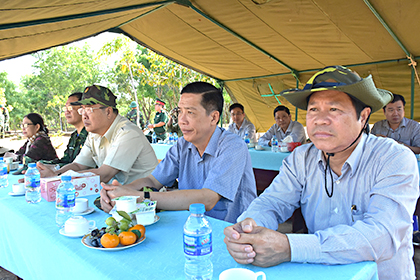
[14,113,58,163]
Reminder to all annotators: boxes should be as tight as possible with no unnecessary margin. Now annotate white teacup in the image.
[64,216,96,236]
[12,183,26,194]
[219,268,266,280]
[73,198,89,213]
[113,196,138,213]
[255,144,263,150]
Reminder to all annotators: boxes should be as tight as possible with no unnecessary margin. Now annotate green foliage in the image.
[13,45,103,131]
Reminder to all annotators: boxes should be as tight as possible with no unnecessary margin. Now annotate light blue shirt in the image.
[239,134,419,280]
[258,120,306,146]
[152,126,257,223]
[227,118,257,143]
[371,117,420,148]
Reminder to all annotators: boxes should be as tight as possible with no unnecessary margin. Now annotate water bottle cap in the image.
[61,175,72,181]
[28,163,36,168]
[0,157,3,161]
[189,203,205,214]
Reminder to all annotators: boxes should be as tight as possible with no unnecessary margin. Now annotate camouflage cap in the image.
[129,101,138,108]
[71,85,117,108]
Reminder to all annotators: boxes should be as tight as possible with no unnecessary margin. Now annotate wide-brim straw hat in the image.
[281,65,393,112]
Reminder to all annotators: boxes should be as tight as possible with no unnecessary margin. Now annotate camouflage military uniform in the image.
[167,107,182,136]
[40,127,88,167]
[126,109,145,129]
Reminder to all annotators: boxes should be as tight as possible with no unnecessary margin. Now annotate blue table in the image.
[152,143,289,172]
[0,175,378,280]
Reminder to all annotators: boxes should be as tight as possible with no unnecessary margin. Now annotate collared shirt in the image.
[75,114,158,184]
[42,127,88,167]
[152,126,257,223]
[371,117,420,147]
[153,110,168,138]
[227,118,257,143]
[239,134,418,280]
[258,120,306,146]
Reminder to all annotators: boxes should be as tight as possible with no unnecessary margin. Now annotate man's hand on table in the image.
[36,162,56,178]
[224,218,291,267]
[100,179,129,213]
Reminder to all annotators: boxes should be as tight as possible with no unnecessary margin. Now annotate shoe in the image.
[413,231,420,246]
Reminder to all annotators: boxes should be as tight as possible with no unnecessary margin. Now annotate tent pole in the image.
[0,1,175,31]
[411,68,415,119]
[295,79,299,121]
[363,0,411,57]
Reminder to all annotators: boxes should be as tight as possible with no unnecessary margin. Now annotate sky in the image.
[0,32,125,85]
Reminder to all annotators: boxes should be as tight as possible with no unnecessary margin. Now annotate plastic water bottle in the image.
[0,157,7,188]
[152,132,157,144]
[169,132,174,144]
[25,163,41,204]
[56,175,76,228]
[174,133,179,143]
[271,136,278,152]
[243,132,250,144]
[184,203,213,280]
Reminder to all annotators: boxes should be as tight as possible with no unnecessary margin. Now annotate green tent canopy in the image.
[1,0,419,130]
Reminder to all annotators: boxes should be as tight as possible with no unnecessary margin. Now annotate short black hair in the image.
[229,103,244,113]
[24,113,49,135]
[180,82,223,122]
[273,105,290,117]
[384,94,405,109]
[68,92,83,101]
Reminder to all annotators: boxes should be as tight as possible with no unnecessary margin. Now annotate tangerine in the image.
[118,231,137,246]
[100,233,119,248]
[129,224,146,239]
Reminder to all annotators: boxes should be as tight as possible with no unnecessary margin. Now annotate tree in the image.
[18,45,104,131]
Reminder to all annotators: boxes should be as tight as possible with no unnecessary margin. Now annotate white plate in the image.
[140,215,160,226]
[81,234,146,251]
[73,207,95,216]
[59,228,93,238]
[8,191,25,196]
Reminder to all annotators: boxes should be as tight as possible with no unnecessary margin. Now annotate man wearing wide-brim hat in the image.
[126,101,145,129]
[224,66,419,280]
[37,85,158,185]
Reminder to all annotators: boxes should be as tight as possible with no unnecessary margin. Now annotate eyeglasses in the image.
[62,106,79,112]
[231,113,243,116]
[21,123,34,128]
[77,106,107,115]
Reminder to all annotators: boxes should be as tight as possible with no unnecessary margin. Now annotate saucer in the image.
[73,207,95,216]
[254,147,265,151]
[141,215,160,226]
[59,228,91,238]
[8,191,25,196]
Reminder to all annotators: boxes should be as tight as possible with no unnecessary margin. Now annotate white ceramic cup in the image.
[255,145,263,150]
[12,183,25,194]
[64,216,96,236]
[73,198,89,213]
[219,268,266,280]
[114,196,138,213]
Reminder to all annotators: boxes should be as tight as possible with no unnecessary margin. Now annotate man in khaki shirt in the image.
[37,85,158,184]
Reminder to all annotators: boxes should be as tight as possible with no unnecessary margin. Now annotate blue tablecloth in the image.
[0,174,378,280]
[152,144,289,171]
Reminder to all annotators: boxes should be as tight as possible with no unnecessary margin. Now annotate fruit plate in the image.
[81,234,146,251]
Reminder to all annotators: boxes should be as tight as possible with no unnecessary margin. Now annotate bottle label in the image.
[56,193,76,209]
[184,233,212,256]
[0,166,7,176]
[25,177,40,189]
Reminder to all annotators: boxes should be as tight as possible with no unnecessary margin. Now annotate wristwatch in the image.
[144,192,150,200]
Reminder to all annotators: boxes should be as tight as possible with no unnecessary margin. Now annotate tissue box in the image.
[40,174,100,202]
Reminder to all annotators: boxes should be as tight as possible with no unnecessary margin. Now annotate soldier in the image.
[147,98,168,141]
[126,101,145,129]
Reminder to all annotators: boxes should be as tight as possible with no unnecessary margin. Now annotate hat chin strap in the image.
[324,114,371,198]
